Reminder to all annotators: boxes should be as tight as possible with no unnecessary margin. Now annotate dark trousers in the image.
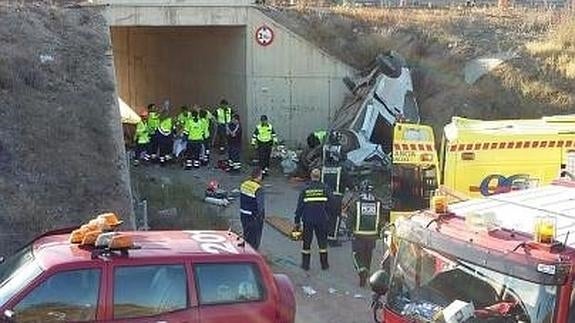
[157,133,173,157]
[216,124,227,149]
[228,143,241,163]
[302,221,328,252]
[327,195,343,240]
[149,132,160,156]
[135,143,149,159]
[352,237,376,273]
[257,141,272,169]
[241,215,264,250]
[187,140,202,161]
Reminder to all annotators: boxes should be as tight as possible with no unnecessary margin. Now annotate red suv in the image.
[0,229,296,323]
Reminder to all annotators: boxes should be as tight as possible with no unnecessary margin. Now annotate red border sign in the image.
[255,25,274,47]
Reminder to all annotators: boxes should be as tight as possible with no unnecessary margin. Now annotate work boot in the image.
[320,252,329,270]
[301,253,311,271]
[184,160,193,170]
[359,271,368,288]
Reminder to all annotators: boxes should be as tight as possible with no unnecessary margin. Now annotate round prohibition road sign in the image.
[255,25,274,46]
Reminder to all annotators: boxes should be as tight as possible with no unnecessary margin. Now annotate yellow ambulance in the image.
[390,123,439,223]
[390,115,575,222]
[440,115,575,197]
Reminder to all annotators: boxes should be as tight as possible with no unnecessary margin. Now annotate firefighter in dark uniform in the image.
[322,130,348,246]
[294,168,333,271]
[348,179,388,287]
[239,168,265,250]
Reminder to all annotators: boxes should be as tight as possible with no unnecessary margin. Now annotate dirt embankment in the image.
[0,2,132,254]
[263,6,575,135]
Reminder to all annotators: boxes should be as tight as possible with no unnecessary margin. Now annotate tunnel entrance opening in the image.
[111,26,247,116]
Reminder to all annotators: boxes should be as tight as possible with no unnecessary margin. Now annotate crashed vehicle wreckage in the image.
[300,51,420,173]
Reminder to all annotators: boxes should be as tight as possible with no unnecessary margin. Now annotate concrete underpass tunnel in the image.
[111,26,247,122]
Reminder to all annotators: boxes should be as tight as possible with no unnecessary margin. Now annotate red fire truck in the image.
[370,179,575,322]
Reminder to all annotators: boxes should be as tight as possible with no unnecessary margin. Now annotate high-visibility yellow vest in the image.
[176,112,191,128]
[158,117,173,135]
[135,121,150,144]
[256,124,273,143]
[200,117,210,137]
[186,119,204,141]
[147,112,160,133]
[216,106,232,124]
[314,130,327,143]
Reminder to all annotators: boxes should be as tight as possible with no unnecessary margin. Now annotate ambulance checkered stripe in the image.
[394,143,435,151]
[448,140,574,152]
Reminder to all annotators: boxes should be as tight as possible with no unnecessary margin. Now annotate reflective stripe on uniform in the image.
[301,249,311,254]
[303,197,328,202]
[354,200,381,236]
[240,209,253,215]
[303,188,328,203]
[319,249,327,254]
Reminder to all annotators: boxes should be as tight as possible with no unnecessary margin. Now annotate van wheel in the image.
[376,54,401,79]
[343,76,357,92]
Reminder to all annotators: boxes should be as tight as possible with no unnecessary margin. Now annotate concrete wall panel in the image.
[246,9,355,145]
[112,26,246,117]
[104,6,249,26]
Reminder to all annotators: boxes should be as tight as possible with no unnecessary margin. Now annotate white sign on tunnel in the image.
[256,25,274,46]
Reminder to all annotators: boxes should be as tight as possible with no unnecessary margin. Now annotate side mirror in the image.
[369,269,390,295]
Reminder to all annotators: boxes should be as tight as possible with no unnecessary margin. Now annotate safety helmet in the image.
[208,180,219,191]
[260,115,268,122]
[328,131,342,144]
[359,179,374,193]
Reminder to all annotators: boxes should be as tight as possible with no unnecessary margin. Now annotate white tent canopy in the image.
[119,97,141,125]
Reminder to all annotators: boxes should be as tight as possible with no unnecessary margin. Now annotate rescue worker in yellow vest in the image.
[294,168,333,271]
[347,179,388,287]
[133,110,151,166]
[184,110,205,169]
[240,168,265,250]
[173,105,192,159]
[157,110,174,165]
[146,103,161,160]
[306,129,327,150]
[175,105,191,130]
[215,99,233,153]
[251,115,278,176]
[199,109,212,165]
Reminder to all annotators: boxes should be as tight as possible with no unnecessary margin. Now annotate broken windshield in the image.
[387,239,556,322]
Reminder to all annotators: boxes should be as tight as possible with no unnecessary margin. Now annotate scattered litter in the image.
[39,54,54,64]
[353,294,364,299]
[302,286,317,297]
[328,288,338,294]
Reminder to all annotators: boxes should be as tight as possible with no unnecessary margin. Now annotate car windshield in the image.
[0,246,43,307]
[391,164,437,212]
[387,239,557,323]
